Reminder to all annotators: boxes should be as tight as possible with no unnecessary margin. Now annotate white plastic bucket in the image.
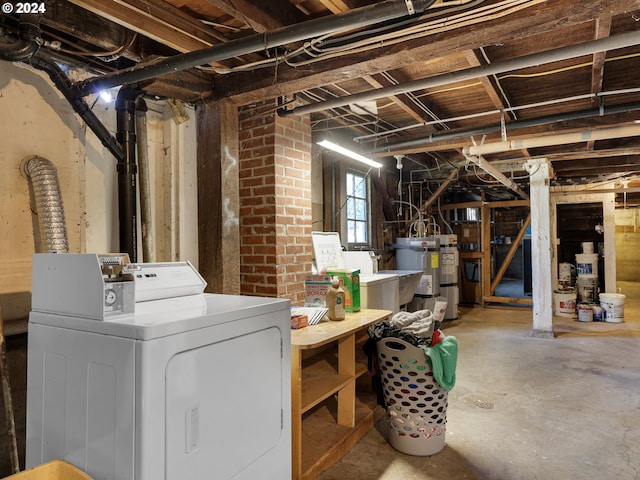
[581,242,594,254]
[576,253,598,277]
[577,302,594,322]
[554,290,576,317]
[600,293,625,323]
[558,263,574,284]
[576,275,598,303]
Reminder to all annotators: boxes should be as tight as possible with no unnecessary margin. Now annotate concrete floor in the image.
[1,284,638,478]
[316,282,640,480]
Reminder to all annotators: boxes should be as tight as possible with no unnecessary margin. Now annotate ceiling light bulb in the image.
[100,91,113,103]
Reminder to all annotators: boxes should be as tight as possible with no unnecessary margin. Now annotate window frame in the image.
[345,168,371,248]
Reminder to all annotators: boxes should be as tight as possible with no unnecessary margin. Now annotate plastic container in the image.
[581,241,594,254]
[325,268,360,312]
[554,290,576,317]
[576,275,598,303]
[4,460,91,479]
[558,263,575,286]
[377,337,447,456]
[600,293,625,323]
[326,276,345,321]
[576,253,598,277]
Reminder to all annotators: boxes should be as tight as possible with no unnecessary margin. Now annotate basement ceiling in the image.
[4,0,640,203]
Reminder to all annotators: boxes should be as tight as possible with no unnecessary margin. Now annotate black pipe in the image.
[75,0,435,97]
[28,54,125,161]
[116,84,143,262]
[373,101,640,153]
[0,14,42,61]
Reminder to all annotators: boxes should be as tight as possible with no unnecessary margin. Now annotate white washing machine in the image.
[26,253,291,480]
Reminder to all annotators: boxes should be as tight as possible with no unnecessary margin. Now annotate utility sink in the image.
[377,270,423,306]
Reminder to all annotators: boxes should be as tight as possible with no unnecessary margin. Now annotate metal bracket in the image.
[405,0,415,15]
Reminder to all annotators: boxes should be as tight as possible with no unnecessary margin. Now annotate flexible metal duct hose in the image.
[21,156,69,253]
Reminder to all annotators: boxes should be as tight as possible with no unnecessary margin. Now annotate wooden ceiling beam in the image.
[362,74,427,124]
[70,0,227,53]
[317,0,350,15]
[200,0,308,32]
[463,49,512,119]
[588,14,612,150]
[211,0,640,102]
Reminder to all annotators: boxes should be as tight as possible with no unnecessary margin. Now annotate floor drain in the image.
[474,399,494,409]
[458,392,497,410]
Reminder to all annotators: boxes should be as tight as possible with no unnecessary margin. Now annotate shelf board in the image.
[301,357,351,413]
[300,388,384,480]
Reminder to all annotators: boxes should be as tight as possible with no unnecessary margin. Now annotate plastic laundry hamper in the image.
[377,337,447,456]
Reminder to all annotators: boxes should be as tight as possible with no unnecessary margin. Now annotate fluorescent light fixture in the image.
[317,139,383,169]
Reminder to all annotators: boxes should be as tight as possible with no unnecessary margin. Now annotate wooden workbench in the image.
[290,309,392,480]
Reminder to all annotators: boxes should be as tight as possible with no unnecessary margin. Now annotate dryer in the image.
[26,253,291,480]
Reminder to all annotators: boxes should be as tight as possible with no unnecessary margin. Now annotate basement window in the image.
[346,170,370,246]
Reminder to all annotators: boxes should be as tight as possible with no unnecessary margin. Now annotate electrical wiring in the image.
[44,31,137,60]
[498,51,640,80]
[356,86,640,143]
[194,0,542,75]
[283,0,543,69]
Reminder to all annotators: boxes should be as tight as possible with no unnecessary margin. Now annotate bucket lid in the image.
[599,292,625,299]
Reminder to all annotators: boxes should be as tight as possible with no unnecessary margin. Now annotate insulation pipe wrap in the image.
[20,156,69,253]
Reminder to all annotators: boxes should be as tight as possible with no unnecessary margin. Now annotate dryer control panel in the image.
[32,253,136,320]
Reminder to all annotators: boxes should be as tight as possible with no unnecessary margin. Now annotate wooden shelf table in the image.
[290,309,392,480]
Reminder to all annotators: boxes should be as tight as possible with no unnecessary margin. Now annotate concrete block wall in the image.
[238,101,313,305]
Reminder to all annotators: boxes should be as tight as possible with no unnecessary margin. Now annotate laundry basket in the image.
[377,337,447,456]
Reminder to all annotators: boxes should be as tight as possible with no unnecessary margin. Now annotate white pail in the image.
[600,293,625,323]
[576,275,598,303]
[581,242,594,254]
[577,302,594,322]
[558,263,574,284]
[554,290,576,317]
[576,253,598,277]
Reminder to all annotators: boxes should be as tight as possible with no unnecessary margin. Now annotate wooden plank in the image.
[409,167,460,223]
[481,199,491,307]
[71,0,228,53]
[0,305,19,474]
[201,0,308,32]
[484,295,533,305]
[213,0,640,102]
[291,345,303,480]
[196,101,240,293]
[337,334,356,427]
[490,213,531,294]
[301,400,383,480]
[363,74,427,124]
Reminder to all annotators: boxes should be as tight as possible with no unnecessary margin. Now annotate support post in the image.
[525,158,554,337]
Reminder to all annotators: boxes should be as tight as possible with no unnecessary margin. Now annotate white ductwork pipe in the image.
[462,124,640,156]
[20,156,69,253]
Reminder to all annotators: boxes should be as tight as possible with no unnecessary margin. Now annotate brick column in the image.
[238,100,313,305]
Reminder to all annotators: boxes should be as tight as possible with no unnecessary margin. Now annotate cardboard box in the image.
[326,268,361,312]
[290,313,309,329]
[305,275,332,307]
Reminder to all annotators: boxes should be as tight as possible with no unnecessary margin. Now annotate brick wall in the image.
[238,100,313,304]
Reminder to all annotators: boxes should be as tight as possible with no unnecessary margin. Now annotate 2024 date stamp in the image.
[2,2,46,14]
